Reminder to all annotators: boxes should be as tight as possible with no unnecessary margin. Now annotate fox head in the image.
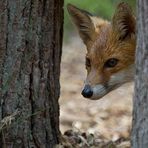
[67,2,136,100]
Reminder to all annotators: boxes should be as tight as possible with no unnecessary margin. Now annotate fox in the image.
[67,2,136,100]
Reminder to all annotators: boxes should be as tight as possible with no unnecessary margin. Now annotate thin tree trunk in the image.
[0,0,63,147]
[132,0,148,147]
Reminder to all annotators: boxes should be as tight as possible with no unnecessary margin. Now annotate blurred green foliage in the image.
[64,0,136,36]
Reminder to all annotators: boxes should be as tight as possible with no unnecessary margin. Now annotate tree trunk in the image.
[0,0,63,147]
[132,0,148,147]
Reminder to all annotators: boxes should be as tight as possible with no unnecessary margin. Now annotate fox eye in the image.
[85,58,91,67]
[104,58,119,68]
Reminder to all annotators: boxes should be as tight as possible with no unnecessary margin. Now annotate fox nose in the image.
[81,85,93,98]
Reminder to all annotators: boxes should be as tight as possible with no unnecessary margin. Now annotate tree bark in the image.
[132,0,148,148]
[0,0,63,147]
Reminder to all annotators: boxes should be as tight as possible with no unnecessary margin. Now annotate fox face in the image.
[67,3,136,100]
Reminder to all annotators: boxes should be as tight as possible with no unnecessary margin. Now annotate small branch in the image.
[0,110,20,131]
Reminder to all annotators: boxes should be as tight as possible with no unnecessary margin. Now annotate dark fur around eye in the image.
[85,58,91,67]
[104,58,119,68]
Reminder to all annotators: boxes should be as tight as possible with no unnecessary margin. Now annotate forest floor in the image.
[59,35,133,147]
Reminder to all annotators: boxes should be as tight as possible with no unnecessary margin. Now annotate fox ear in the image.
[67,4,97,47]
[112,2,136,40]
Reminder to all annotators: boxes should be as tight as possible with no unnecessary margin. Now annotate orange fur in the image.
[67,2,136,100]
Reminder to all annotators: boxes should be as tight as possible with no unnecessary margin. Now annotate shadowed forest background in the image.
[60,0,136,140]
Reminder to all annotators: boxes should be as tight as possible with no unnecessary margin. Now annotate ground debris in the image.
[56,129,130,148]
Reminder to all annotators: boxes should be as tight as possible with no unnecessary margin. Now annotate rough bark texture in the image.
[132,0,148,148]
[0,0,63,147]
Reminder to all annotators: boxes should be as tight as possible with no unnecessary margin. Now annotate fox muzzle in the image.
[82,84,108,100]
[81,85,93,98]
